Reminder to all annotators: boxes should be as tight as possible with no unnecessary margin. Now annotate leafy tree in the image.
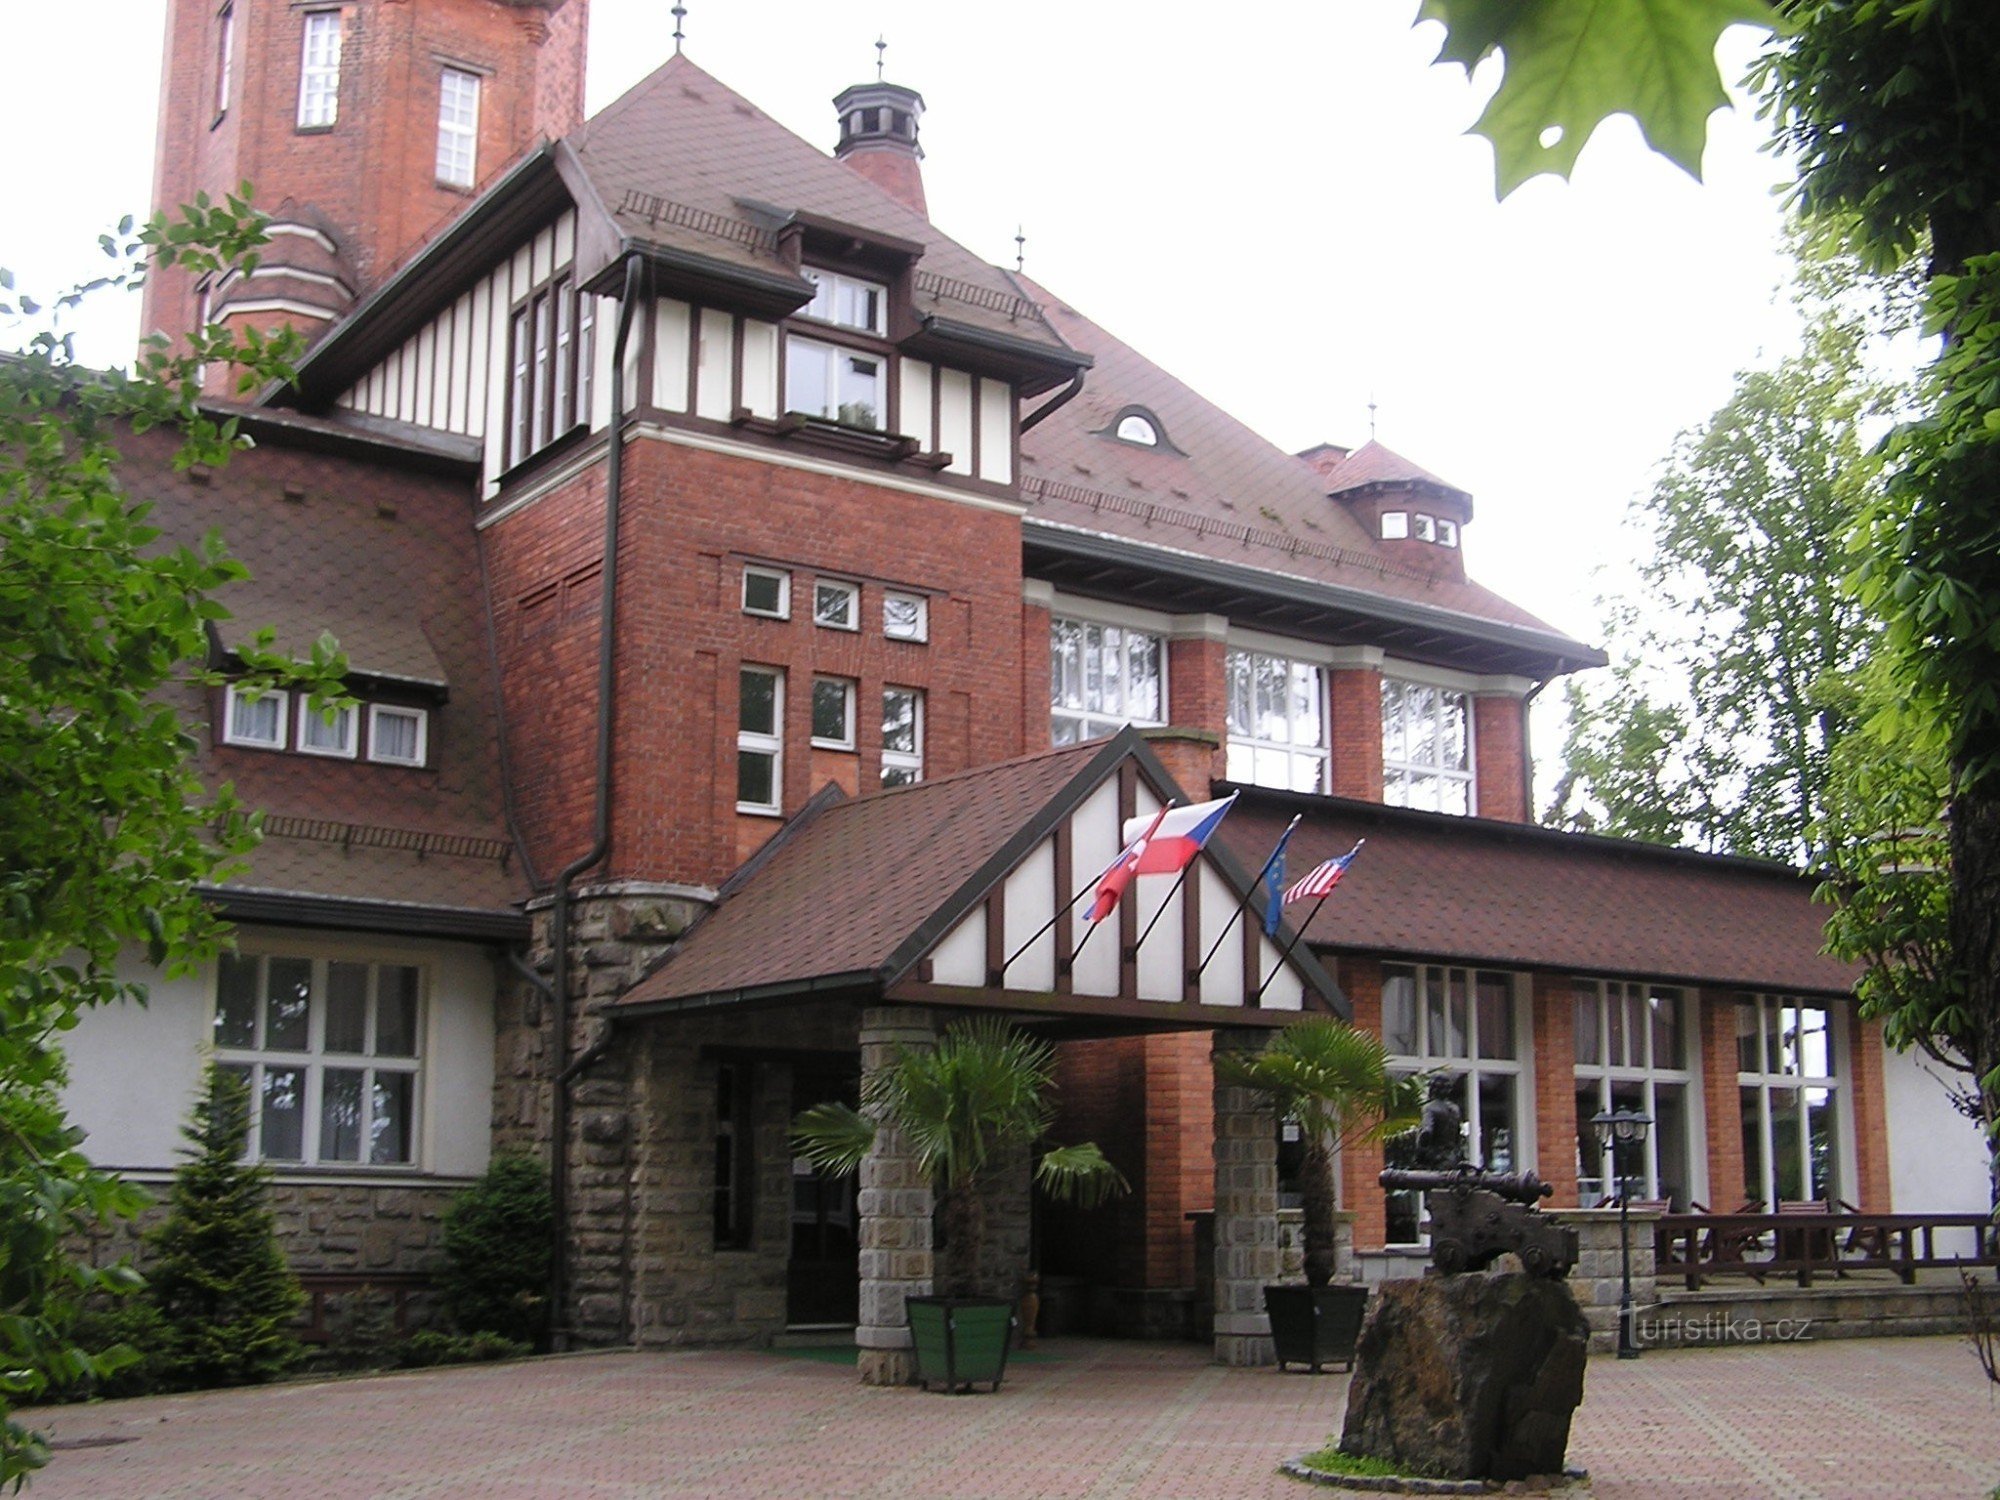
[0,192,330,1485]
[146,1066,304,1391]
[438,1153,554,1348]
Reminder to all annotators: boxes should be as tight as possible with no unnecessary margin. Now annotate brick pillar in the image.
[1021,582,1053,753]
[1212,1028,1280,1366]
[1699,990,1748,1208]
[1140,729,1223,804]
[1472,692,1529,823]
[1167,616,1229,764]
[1338,958,1389,1250]
[1849,1012,1893,1210]
[856,1006,936,1385]
[1531,972,1580,1207]
[1328,666,1384,801]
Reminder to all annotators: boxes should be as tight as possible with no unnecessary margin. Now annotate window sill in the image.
[295,122,337,135]
[809,739,856,753]
[734,408,951,470]
[736,803,784,818]
[494,419,594,489]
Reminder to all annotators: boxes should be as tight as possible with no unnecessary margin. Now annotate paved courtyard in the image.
[20,1334,1997,1499]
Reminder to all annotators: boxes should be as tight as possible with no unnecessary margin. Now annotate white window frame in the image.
[742,565,790,619]
[802,268,887,335]
[784,335,886,431]
[297,9,343,129]
[737,665,784,815]
[882,686,923,787]
[883,589,928,642]
[810,676,857,750]
[1573,979,1700,1208]
[223,683,288,750]
[366,704,430,766]
[1225,646,1329,794]
[1736,995,1849,1207]
[1115,413,1159,446]
[215,2,235,118]
[435,66,481,189]
[212,949,424,1168]
[1380,511,1409,540]
[814,578,860,632]
[1049,614,1166,745]
[1382,677,1475,815]
[1412,513,1437,542]
[296,699,358,759]
[1436,518,1460,548]
[505,275,593,470]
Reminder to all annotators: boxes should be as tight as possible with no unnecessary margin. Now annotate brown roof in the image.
[1220,792,1858,998]
[1314,439,1469,499]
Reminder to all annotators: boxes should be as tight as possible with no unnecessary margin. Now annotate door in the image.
[788,1067,860,1326]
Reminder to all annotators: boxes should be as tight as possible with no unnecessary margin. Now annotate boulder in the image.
[1338,1271,1589,1482]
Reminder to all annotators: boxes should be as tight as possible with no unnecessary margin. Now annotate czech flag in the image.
[1119,793,1240,875]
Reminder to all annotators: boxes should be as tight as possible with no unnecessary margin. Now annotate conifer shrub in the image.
[438,1152,552,1348]
[147,1066,304,1390]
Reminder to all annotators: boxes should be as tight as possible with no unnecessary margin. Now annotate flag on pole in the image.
[1117,793,1240,876]
[1260,818,1301,937]
[1283,839,1365,905]
[1084,804,1172,923]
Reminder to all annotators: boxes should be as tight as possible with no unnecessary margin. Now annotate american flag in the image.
[1283,840,1364,905]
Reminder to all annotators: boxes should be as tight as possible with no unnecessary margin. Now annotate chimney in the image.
[833,80,928,219]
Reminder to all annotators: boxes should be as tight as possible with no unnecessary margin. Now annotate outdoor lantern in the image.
[1591,1108,1653,1360]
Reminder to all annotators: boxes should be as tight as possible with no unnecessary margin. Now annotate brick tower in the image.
[142,0,588,387]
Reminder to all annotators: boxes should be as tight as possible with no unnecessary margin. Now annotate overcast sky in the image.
[0,1,1800,786]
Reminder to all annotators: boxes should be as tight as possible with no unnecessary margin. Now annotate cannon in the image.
[1379,1166,1578,1279]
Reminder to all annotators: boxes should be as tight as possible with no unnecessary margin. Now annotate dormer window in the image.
[802,268,887,335]
[1381,511,1409,540]
[1437,518,1460,548]
[1116,414,1159,446]
[1413,513,1437,542]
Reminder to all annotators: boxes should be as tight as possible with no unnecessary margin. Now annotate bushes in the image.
[438,1152,553,1348]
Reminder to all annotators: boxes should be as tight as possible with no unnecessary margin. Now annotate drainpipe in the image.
[1020,368,1084,432]
[547,250,645,1350]
[1521,675,1553,823]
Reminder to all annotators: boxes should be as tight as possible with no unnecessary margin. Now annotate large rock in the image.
[1338,1271,1588,1482]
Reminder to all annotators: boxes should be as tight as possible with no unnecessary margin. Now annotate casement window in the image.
[742,565,790,619]
[1436,518,1459,548]
[1381,964,1523,1244]
[785,336,884,431]
[883,590,927,642]
[1380,511,1408,540]
[802,268,887,335]
[1049,616,1164,745]
[1412,513,1437,542]
[505,275,595,470]
[297,699,357,759]
[1382,678,1473,815]
[435,67,481,189]
[1574,981,1696,1208]
[737,666,783,813]
[1225,648,1328,794]
[882,687,922,787]
[813,579,860,631]
[213,951,421,1166]
[223,684,288,749]
[810,677,856,750]
[1736,996,1844,1206]
[215,2,235,118]
[712,1062,753,1248]
[367,704,429,766]
[297,10,343,129]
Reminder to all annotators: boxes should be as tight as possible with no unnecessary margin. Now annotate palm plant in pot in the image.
[1216,1016,1424,1373]
[791,1017,1126,1392]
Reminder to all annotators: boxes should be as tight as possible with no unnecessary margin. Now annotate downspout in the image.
[1019,368,1084,432]
[1521,675,1553,824]
[547,250,645,1349]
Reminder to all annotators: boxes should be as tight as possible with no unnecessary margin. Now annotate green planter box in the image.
[1264,1283,1370,1374]
[907,1296,1016,1393]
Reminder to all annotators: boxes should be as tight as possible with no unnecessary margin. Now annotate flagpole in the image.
[1254,837,1364,1004]
[1195,814,1300,980]
[1129,858,1197,959]
[998,801,1175,978]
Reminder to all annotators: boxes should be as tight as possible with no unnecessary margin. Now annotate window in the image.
[882,687,922,787]
[1436,518,1459,548]
[435,67,481,188]
[297,10,342,129]
[223,684,288,749]
[1573,981,1695,1209]
[505,276,595,468]
[813,579,859,631]
[737,666,783,813]
[742,565,790,619]
[802,268,887,334]
[1382,678,1473,815]
[1226,648,1327,793]
[810,677,856,749]
[1380,511,1409,540]
[213,951,421,1165]
[1115,413,1159,446]
[1381,964,1523,1243]
[1736,996,1843,1206]
[883,590,928,642]
[1412,513,1437,542]
[785,337,884,431]
[713,1062,753,1248]
[367,705,429,766]
[297,699,357,759]
[1049,616,1164,745]
[215,3,235,117]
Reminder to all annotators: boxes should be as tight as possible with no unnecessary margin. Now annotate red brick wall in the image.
[1473,693,1528,823]
[1699,990,1749,1208]
[1336,956,1389,1249]
[1048,1036,1150,1286]
[1530,972,1579,1206]
[1328,667,1384,801]
[1166,632,1227,781]
[1021,592,1051,753]
[1850,1013,1893,1210]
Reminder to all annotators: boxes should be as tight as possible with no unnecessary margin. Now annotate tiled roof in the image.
[1313,439,1469,498]
[1013,278,1587,653]
[214,572,448,687]
[1220,793,1858,997]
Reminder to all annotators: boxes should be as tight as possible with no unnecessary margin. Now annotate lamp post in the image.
[1591,1107,1653,1360]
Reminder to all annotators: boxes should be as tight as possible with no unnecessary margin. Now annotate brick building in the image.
[63,0,1987,1373]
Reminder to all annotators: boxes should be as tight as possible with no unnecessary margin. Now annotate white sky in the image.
[0,1,1801,791]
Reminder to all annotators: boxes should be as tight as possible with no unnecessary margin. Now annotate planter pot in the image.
[1264,1283,1370,1374]
[906,1296,1016,1393]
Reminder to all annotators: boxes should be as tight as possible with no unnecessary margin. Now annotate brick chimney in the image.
[833,79,928,219]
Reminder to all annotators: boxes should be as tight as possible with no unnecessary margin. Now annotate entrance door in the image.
[788,1067,860,1326]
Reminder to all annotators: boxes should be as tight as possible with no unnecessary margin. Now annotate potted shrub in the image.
[791,1018,1127,1392]
[1217,1017,1423,1373]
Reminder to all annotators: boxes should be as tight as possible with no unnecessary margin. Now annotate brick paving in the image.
[20,1335,1997,1499]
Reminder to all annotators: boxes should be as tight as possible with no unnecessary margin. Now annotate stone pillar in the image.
[1552,1206,1660,1353]
[856,1006,936,1385]
[1212,1028,1280,1366]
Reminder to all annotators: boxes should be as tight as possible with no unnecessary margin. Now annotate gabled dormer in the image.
[1299,439,1473,580]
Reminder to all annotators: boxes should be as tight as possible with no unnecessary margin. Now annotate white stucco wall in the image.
[62,927,497,1182]
[1883,1036,1990,1256]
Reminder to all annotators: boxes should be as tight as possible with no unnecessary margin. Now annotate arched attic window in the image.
[1101,405,1181,453]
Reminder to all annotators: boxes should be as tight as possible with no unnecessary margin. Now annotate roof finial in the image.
[875,35,887,80]
[1014,225,1026,274]
[672,2,687,55]
[1367,390,1378,442]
